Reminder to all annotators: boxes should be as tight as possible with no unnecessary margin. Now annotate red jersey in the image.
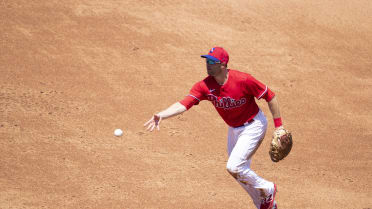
[180,69,275,127]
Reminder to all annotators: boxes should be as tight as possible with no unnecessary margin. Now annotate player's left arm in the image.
[244,74,283,129]
[267,96,283,129]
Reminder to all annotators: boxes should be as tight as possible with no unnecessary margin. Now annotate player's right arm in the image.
[144,102,187,131]
[144,81,206,132]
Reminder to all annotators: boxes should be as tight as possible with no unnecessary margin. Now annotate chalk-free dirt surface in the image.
[1,0,371,208]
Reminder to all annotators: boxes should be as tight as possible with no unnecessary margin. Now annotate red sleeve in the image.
[262,88,275,102]
[179,96,198,110]
[245,75,275,102]
[179,82,206,110]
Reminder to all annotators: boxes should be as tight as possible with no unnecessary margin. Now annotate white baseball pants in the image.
[226,110,275,208]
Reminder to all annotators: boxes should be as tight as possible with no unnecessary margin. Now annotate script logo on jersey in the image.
[207,94,246,109]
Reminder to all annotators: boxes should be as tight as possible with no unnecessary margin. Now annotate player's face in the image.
[206,59,222,76]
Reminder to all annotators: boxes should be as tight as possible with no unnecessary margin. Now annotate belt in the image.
[234,119,254,128]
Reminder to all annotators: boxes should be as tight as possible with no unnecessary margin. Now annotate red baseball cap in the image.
[201,47,229,64]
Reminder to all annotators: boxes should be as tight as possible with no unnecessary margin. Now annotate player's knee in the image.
[226,162,240,179]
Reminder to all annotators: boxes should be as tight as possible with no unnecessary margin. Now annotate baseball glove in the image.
[269,128,293,162]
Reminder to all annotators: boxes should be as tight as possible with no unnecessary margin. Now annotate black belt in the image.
[234,119,254,128]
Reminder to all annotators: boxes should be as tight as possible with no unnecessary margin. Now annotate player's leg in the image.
[227,128,261,206]
[226,110,275,208]
[227,128,271,208]
[233,159,264,207]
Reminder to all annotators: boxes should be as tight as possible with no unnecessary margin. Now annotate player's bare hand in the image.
[144,114,162,131]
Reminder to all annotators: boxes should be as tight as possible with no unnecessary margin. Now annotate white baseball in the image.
[114,129,123,136]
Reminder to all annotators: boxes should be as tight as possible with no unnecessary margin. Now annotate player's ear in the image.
[221,63,227,69]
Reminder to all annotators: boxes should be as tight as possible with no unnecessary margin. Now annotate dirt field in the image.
[1,0,371,208]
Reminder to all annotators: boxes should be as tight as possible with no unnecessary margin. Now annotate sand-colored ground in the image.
[1,0,371,208]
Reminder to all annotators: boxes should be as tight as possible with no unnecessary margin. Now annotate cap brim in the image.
[201,55,220,62]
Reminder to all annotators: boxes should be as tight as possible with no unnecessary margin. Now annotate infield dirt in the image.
[1,0,371,208]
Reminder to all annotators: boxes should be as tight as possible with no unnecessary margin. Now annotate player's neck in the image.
[214,69,229,85]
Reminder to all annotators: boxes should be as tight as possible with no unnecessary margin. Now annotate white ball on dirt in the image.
[114,129,123,136]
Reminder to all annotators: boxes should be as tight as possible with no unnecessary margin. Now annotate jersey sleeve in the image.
[179,81,207,110]
[261,88,275,102]
[245,75,275,102]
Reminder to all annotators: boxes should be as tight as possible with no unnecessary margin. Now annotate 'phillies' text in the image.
[207,94,246,109]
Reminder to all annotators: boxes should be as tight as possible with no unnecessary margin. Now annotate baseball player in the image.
[145,47,283,209]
